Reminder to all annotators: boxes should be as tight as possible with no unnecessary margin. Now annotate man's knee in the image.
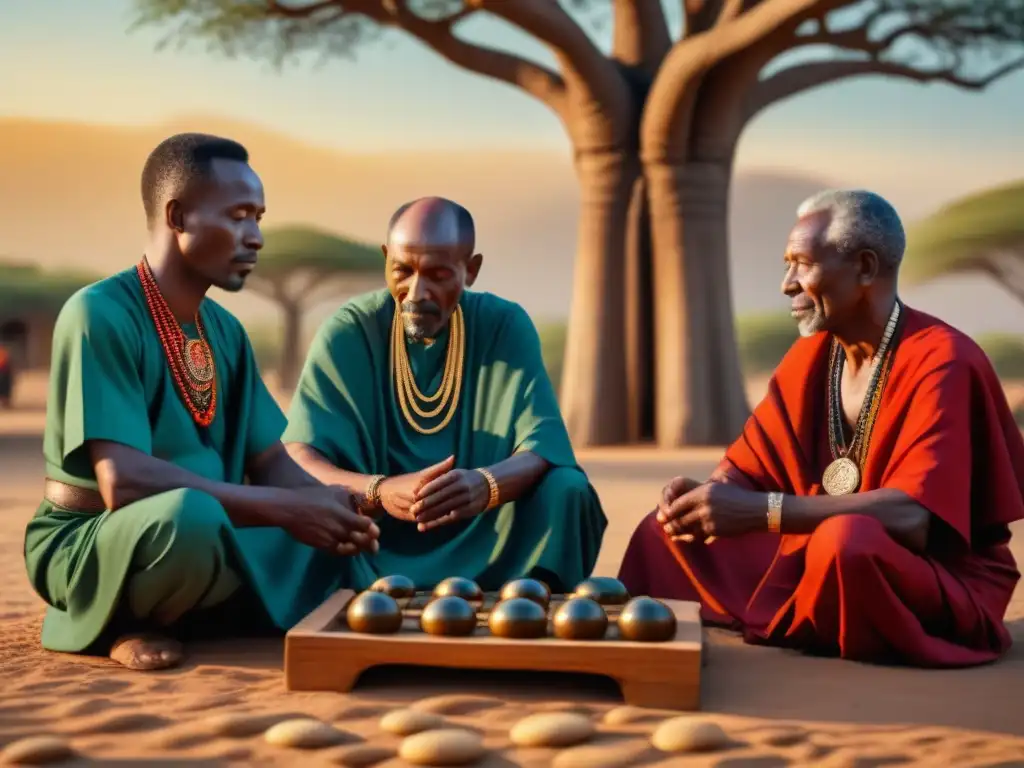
[807,514,889,567]
[132,488,229,571]
[533,467,594,507]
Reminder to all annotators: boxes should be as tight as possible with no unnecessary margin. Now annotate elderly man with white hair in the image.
[617,189,1024,668]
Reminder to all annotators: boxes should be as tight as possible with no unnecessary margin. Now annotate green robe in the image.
[23,268,347,653]
[283,289,607,593]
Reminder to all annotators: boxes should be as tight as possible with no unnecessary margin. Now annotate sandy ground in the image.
[2,381,1024,766]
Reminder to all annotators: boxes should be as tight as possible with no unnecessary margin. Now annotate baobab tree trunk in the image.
[623,172,656,442]
[278,301,304,392]
[559,150,642,445]
[645,158,749,446]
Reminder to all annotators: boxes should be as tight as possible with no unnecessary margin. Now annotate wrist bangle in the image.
[363,474,385,510]
[476,468,500,511]
[767,491,783,534]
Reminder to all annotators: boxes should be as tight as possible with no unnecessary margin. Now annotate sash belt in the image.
[44,478,108,513]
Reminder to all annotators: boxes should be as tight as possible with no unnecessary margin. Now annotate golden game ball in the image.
[433,577,484,607]
[617,596,676,642]
[499,578,551,608]
[421,596,478,637]
[346,591,404,634]
[552,597,608,640]
[488,597,548,639]
[369,574,417,600]
[572,576,630,606]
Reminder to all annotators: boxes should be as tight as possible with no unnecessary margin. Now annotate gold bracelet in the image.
[767,491,783,533]
[363,474,385,510]
[476,468,500,511]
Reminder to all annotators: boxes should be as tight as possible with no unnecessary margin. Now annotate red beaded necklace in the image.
[136,258,217,427]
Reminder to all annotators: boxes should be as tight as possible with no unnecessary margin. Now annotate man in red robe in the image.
[618,189,1024,667]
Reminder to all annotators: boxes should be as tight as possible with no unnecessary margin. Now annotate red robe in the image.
[618,307,1024,667]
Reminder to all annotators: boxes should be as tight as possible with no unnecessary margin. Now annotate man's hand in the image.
[411,468,491,532]
[657,478,765,542]
[284,485,381,556]
[378,456,456,523]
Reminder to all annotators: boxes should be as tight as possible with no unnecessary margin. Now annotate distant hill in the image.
[2,115,1021,337]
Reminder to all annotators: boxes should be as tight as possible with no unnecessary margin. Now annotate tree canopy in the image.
[245,224,385,388]
[902,180,1024,301]
[246,224,384,308]
[0,261,98,316]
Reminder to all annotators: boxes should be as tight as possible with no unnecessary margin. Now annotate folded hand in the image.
[656,476,764,542]
[410,468,491,532]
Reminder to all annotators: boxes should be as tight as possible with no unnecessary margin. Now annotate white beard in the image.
[797,310,826,338]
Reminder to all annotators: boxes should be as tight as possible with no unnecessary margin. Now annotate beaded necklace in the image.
[136,258,217,427]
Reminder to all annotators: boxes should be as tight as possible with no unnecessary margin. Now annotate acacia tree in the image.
[903,180,1024,302]
[249,225,384,389]
[132,0,1024,446]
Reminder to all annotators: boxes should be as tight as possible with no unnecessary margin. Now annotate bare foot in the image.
[109,633,184,671]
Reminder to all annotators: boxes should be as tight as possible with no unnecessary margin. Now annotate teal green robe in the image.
[283,289,607,593]
[23,268,347,653]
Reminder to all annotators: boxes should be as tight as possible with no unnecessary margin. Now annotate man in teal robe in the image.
[23,133,379,671]
[284,197,607,593]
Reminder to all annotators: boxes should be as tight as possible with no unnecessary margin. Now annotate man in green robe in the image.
[23,133,380,671]
[284,197,607,593]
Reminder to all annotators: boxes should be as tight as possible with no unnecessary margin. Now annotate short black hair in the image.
[387,197,476,252]
[140,132,249,224]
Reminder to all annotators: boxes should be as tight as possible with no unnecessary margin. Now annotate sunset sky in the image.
[2,0,1023,212]
[2,0,1024,334]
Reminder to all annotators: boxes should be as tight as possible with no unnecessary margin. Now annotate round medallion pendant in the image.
[822,457,860,496]
[184,339,215,383]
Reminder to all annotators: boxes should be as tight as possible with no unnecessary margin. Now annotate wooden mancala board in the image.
[284,589,703,710]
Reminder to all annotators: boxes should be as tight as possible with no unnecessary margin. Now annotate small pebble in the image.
[331,744,397,767]
[411,695,502,716]
[0,736,75,765]
[509,712,595,748]
[651,717,729,752]
[399,728,486,766]
[380,708,445,736]
[264,718,348,749]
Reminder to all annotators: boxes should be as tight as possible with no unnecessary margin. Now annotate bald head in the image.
[383,196,483,342]
[387,197,475,257]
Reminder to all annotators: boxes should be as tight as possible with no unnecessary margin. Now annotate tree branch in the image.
[472,0,623,104]
[266,0,568,113]
[644,0,839,162]
[745,52,1024,119]
[983,251,1024,306]
[613,0,671,75]
[267,0,338,18]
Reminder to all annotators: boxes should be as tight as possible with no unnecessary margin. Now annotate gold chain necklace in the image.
[391,304,465,434]
[821,299,902,496]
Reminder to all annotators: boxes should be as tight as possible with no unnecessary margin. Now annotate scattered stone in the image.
[602,706,661,726]
[651,717,729,753]
[0,735,75,765]
[331,744,398,767]
[380,708,445,736]
[207,712,299,738]
[411,695,503,716]
[552,741,651,767]
[399,728,486,766]
[264,718,349,749]
[509,712,595,748]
